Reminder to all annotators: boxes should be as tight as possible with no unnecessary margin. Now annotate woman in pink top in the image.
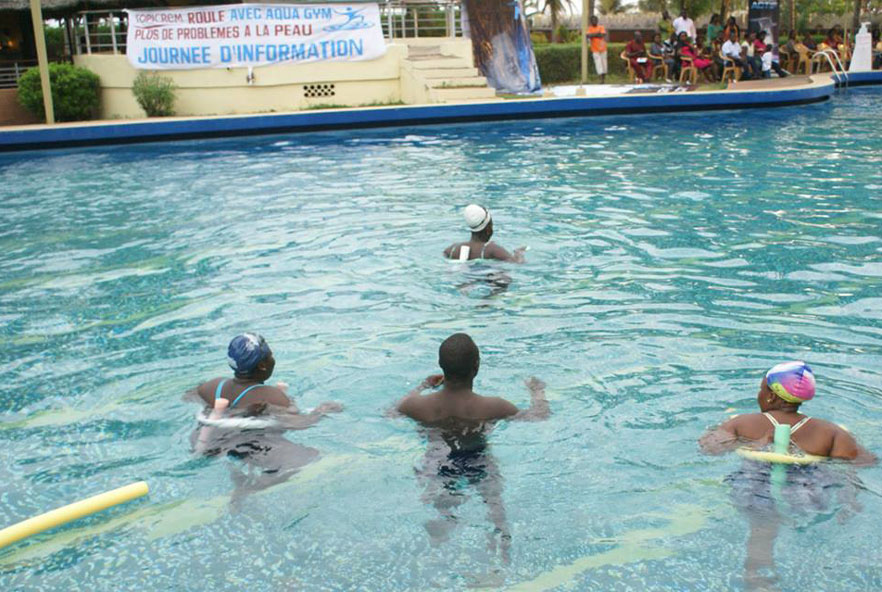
[677,32,716,82]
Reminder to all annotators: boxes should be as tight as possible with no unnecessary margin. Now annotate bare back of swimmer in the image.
[443,204,526,263]
[699,362,874,463]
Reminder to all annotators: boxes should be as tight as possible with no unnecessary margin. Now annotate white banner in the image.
[125,3,386,70]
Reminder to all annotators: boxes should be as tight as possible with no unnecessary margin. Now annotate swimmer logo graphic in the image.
[126,3,386,70]
[324,7,374,32]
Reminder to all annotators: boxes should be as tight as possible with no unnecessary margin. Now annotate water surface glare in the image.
[1,89,882,591]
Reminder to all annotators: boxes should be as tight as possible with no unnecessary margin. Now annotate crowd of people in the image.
[587,11,882,86]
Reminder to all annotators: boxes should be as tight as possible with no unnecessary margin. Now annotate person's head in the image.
[438,333,479,384]
[680,8,687,18]
[227,333,275,381]
[729,30,737,41]
[634,30,643,42]
[747,31,756,41]
[590,15,598,26]
[678,31,688,44]
[727,16,737,26]
[464,204,493,241]
[757,361,815,412]
[662,10,670,20]
[654,32,661,43]
[710,14,720,25]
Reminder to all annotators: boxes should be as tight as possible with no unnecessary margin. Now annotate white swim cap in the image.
[464,204,491,232]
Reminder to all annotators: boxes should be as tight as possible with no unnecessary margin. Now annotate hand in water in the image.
[525,377,546,393]
[314,401,343,414]
[276,381,289,392]
[423,374,444,388]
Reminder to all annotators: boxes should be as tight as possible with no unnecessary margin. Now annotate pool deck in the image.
[1,71,880,153]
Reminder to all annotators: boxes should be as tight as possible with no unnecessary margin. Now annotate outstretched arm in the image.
[698,418,740,454]
[511,377,550,422]
[486,243,527,264]
[276,401,343,430]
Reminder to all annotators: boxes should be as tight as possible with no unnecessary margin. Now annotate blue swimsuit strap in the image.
[213,379,266,409]
[230,384,266,409]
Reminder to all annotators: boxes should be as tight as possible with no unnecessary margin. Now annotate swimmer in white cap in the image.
[443,204,526,263]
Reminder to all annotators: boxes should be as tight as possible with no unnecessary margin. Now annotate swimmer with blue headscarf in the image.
[195,332,343,421]
[191,334,343,504]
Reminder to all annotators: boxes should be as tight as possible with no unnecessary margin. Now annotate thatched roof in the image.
[0,0,362,11]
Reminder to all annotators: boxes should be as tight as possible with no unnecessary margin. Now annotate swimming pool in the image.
[1,88,881,591]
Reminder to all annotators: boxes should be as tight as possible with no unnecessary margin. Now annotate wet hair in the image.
[438,333,479,381]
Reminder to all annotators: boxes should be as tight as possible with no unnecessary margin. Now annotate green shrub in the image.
[531,31,549,45]
[43,26,65,61]
[18,63,100,122]
[132,71,177,117]
[534,42,628,83]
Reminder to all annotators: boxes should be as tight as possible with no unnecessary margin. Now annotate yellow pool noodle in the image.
[0,481,149,550]
[735,448,825,465]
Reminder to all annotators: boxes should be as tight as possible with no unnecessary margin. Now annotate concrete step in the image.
[418,67,481,78]
[406,44,441,57]
[405,55,472,70]
[429,86,498,102]
[425,76,489,89]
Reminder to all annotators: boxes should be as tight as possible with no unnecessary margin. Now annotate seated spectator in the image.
[761,45,788,78]
[742,31,761,78]
[822,26,840,50]
[712,32,726,78]
[649,32,670,81]
[722,30,751,79]
[677,31,716,82]
[666,32,681,80]
[626,31,653,83]
[803,32,817,51]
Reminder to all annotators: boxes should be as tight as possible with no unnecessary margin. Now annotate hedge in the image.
[18,63,101,122]
[534,42,629,84]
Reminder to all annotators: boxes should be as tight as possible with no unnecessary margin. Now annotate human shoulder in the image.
[476,394,518,420]
[196,377,225,405]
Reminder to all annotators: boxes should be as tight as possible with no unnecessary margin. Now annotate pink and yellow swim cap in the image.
[766,361,815,404]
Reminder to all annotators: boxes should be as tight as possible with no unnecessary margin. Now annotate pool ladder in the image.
[813,49,849,88]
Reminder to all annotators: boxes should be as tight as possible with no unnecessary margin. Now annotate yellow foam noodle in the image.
[0,481,149,550]
[736,448,824,465]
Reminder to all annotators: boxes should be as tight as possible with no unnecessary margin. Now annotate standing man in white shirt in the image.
[672,9,696,42]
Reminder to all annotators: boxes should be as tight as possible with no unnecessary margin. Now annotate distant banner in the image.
[747,0,780,46]
[125,3,386,70]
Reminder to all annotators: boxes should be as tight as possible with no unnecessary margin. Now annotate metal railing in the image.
[380,1,462,39]
[70,11,128,55]
[0,60,37,89]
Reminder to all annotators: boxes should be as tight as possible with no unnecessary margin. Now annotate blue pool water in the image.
[1,89,882,591]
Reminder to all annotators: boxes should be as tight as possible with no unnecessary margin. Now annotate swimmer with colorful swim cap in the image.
[700,362,874,463]
[443,204,527,263]
[195,333,342,419]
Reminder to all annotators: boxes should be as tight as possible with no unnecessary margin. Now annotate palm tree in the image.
[541,0,576,42]
[599,0,624,14]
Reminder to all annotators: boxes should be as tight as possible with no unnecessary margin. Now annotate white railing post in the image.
[109,12,118,54]
[83,14,92,54]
